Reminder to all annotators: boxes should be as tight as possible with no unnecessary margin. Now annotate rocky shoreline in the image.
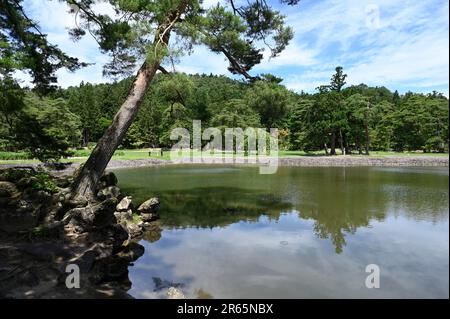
[0,168,162,298]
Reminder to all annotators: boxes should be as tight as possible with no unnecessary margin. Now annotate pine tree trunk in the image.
[71,5,185,199]
[364,104,371,155]
[82,128,89,147]
[330,132,336,155]
[339,128,345,155]
[344,138,350,155]
[356,136,362,155]
[72,62,160,198]
[365,123,370,155]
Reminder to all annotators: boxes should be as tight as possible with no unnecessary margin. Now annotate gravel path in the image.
[0,156,447,174]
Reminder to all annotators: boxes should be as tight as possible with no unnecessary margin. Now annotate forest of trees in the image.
[1,67,448,159]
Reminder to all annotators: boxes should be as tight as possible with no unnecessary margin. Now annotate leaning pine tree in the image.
[64,0,300,199]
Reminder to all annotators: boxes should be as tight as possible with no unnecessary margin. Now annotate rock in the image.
[69,249,98,273]
[141,213,158,223]
[66,198,118,230]
[15,199,37,214]
[88,255,130,284]
[137,197,160,214]
[16,176,38,189]
[97,186,121,200]
[17,269,40,287]
[98,172,118,188]
[167,287,185,299]
[0,167,34,182]
[116,196,133,212]
[106,224,129,251]
[114,209,133,223]
[91,198,118,228]
[66,194,88,208]
[0,181,20,199]
[65,206,94,229]
[53,176,72,188]
[23,188,52,202]
[117,242,145,262]
[125,222,143,238]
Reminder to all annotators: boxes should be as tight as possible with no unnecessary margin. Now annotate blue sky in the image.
[21,0,449,96]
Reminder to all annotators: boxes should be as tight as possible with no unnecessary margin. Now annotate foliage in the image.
[0,70,448,156]
[0,0,86,94]
[13,94,81,161]
[0,82,82,161]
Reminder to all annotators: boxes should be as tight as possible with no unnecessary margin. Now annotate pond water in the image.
[114,165,449,299]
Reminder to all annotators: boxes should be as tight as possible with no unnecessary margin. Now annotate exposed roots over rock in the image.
[0,168,161,298]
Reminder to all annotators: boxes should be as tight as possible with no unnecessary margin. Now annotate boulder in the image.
[141,212,158,223]
[114,209,133,223]
[137,197,160,214]
[53,176,72,188]
[22,188,52,204]
[16,176,38,189]
[117,242,145,262]
[125,222,143,238]
[97,186,121,200]
[66,198,118,230]
[116,196,133,212]
[66,194,88,208]
[0,181,20,199]
[92,198,119,228]
[69,249,98,273]
[98,172,118,188]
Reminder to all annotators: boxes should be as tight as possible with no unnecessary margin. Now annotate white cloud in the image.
[279,0,449,94]
[256,43,319,70]
[18,0,449,95]
[174,45,230,75]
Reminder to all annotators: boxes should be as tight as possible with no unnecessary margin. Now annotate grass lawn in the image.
[0,148,447,165]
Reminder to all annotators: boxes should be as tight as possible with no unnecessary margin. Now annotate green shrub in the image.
[0,168,58,193]
[32,171,59,193]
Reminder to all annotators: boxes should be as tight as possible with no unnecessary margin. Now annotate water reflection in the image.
[115,166,449,298]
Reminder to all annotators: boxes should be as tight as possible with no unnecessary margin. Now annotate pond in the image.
[114,165,449,299]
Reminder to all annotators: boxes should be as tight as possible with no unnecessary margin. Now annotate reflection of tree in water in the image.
[292,168,448,253]
[293,169,389,253]
[157,187,292,229]
[152,277,184,291]
[141,221,162,243]
[130,167,448,254]
[154,183,390,254]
